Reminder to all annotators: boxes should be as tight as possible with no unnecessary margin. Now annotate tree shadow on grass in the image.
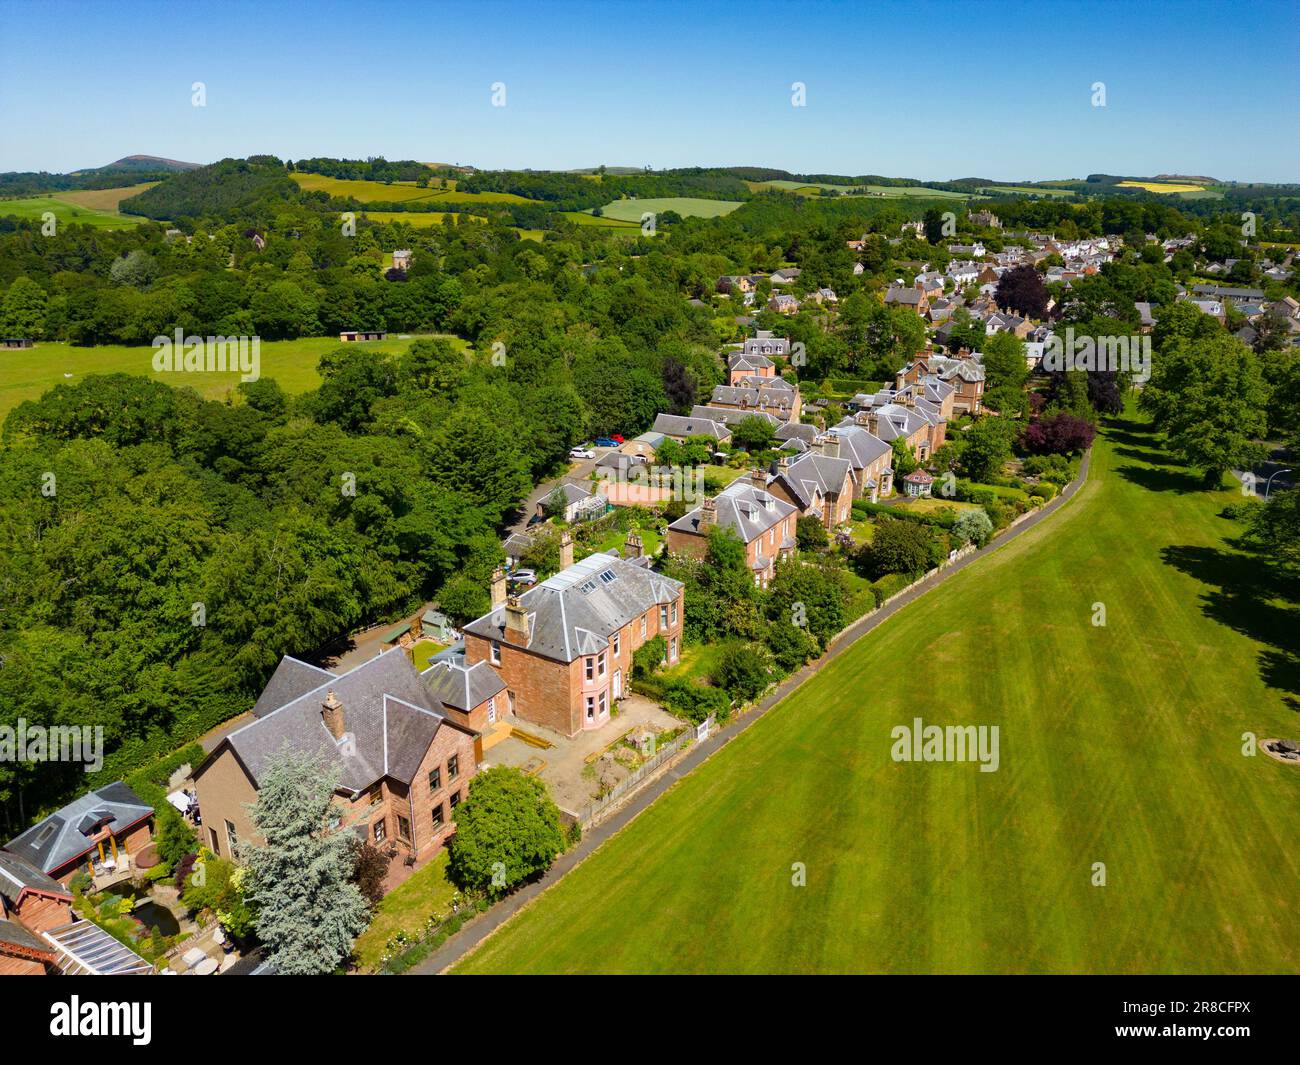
[1113,445,1179,467]
[1116,463,1205,494]
[1161,544,1300,710]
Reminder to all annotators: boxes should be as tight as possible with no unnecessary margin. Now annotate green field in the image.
[591,197,744,222]
[977,184,1077,199]
[291,173,538,205]
[561,211,641,228]
[363,210,488,227]
[0,334,466,419]
[0,194,148,229]
[456,413,1299,974]
[748,179,972,201]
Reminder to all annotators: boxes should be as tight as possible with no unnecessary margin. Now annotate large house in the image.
[194,648,480,866]
[897,353,985,414]
[462,549,685,737]
[706,375,801,422]
[765,449,855,530]
[4,783,154,885]
[728,350,777,384]
[667,478,798,587]
[741,332,791,359]
[823,424,895,501]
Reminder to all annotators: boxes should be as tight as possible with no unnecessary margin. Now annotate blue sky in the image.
[1,0,1296,182]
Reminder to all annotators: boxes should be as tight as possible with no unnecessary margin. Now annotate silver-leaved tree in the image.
[240,747,370,975]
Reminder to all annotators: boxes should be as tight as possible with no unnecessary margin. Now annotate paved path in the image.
[412,451,1093,974]
[502,447,617,537]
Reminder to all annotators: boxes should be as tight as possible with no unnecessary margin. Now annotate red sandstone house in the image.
[3,782,154,885]
[667,480,799,587]
[462,537,685,737]
[193,648,479,872]
[764,451,855,530]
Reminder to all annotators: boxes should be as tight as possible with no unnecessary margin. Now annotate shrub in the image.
[659,679,730,724]
[632,635,667,679]
[952,508,994,547]
[714,644,773,703]
[447,767,565,895]
[857,518,934,579]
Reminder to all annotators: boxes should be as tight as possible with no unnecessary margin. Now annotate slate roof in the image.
[741,336,790,357]
[422,654,507,712]
[653,412,731,441]
[769,452,854,510]
[668,480,797,546]
[729,352,775,372]
[825,424,892,470]
[708,385,797,415]
[209,648,460,793]
[4,783,153,876]
[0,850,71,905]
[775,421,819,444]
[689,405,781,430]
[250,656,334,719]
[463,553,683,665]
[0,918,55,961]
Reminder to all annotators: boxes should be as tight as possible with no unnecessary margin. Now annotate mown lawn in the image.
[0,194,147,228]
[0,334,466,420]
[353,852,460,971]
[456,411,1300,973]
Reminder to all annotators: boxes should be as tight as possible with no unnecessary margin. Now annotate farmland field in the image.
[977,184,1076,199]
[455,412,1300,974]
[591,197,744,222]
[748,179,972,200]
[0,193,148,228]
[362,210,488,227]
[561,211,640,228]
[1116,180,1205,194]
[291,173,538,204]
[0,334,467,420]
[54,182,160,210]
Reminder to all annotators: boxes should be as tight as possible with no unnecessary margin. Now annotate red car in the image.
[610,434,625,444]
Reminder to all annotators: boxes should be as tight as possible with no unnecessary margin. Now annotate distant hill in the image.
[92,154,203,173]
[119,155,298,220]
[1153,173,1220,185]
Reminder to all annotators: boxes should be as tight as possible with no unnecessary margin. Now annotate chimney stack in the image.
[822,433,840,459]
[321,690,345,740]
[700,496,717,528]
[490,567,507,609]
[559,530,574,570]
[504,594,530,645]
[750,468,767,490]
[624,530,643,559]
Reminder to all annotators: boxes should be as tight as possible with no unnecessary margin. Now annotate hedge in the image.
[870,573,914,606]
[852,500,958,529]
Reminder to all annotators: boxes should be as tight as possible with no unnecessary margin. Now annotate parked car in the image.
[594,437,618,447]
[610,434,625,444]
[569,447,596,459]
[508,568,536,585]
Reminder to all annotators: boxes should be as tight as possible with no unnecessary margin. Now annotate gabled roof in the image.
[775,420,819,444]
[5,783,153,876]
[668,480,797,545]
[206,648,460,793]
[0,851,71,906]
[826,424,892,469]
[463,553,683,665]
[689,404,781,430]
[250,656,334,719]
[770,452,854,510]
[422,654,507,712]
[653,412,731,441]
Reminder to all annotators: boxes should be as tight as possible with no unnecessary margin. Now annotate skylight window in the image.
[599,570,618,585]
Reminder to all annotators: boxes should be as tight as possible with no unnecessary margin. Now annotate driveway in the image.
[503,446,619,537]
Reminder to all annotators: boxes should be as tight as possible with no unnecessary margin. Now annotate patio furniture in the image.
[193,957,219,976]
[180,946,207,971]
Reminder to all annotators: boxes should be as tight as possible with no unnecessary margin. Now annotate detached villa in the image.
[462,548,685,737]
[194,648,480,867]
